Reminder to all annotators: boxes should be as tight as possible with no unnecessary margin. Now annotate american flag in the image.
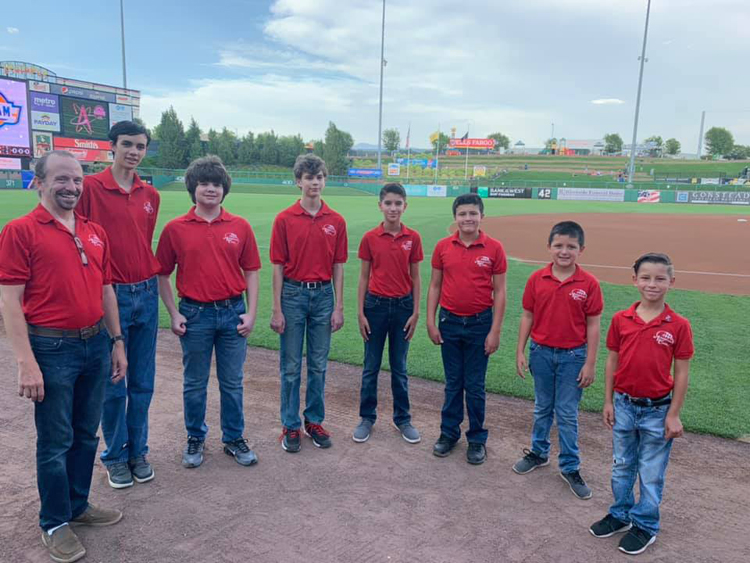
[638,190,660,203]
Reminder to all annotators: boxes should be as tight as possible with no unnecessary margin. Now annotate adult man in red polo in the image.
[0,150,128,563]
[78,120,160,489]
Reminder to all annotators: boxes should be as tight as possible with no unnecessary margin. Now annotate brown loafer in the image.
[71,503,123,527]
[42,525,86,563]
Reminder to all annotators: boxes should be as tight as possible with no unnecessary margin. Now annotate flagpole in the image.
[434,123,440,185]
[405,122,411,183]
[464,123,470,180]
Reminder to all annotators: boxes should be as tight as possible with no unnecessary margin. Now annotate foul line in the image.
[512,258,750,278]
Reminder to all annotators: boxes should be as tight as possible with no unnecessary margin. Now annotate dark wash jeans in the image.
[31,330,111,531]
[359,292,413,425]
[438,307,493,445]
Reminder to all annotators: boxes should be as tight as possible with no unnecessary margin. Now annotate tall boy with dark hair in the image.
[590,253,693,556]
[426,193,507,465]
[513,221,603,500]
[156,155,261,469]
[78,120,160,489]
[270,154,348,452]
[353,183,423,444]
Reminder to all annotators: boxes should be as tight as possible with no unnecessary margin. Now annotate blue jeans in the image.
[528,341,587,473]
[359,292,413,425]
[609,393,674,536]
[31,330,111,531]
[179,299,248,442]
[438,307,492,444]
[100,277,158,466]
[279,281,334,430]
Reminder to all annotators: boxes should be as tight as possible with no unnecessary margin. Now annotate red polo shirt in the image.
[523,263,604,348]
[431,230,507,316]
[270,200,348,281]
[606,302,694,399]
[79,167,161,284]
[359,223,423,297]
[0,205,112,329]
[156,207,261,302]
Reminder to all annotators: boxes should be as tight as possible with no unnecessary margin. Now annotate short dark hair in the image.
[108,120,151,146]
[379,182,406,201]
[452,193,484,216]
[293,154,327,180]
[633,252,674,278]
[548,221,585,247]
[34,150,78,180]
[184,155,232,203]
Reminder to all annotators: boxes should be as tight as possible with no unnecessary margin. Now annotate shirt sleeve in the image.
[333,217,348,264]
[521,274,536,312]
[493,242,508,274]
[78,177,94,219]
[0,221,31,285]
[430,241,443,270]
[674,319,695,360]
[411,233,424,263]
[239,222,262,272]
[358,232,372,261]
[269,214,288,265]
[585,279,604,316]
[99,229,113,286]
[155,224,177,276]
[606,315,621,352]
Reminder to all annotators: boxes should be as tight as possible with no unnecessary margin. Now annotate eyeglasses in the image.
[73,236,89,266]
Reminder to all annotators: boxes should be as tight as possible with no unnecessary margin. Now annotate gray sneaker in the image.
[512,448,550,474]
[560,470,593,500]
[223,438,258,466]
[352,419,374,443]
[182,437,204,469]
[106,462,134,489]
[395,422,421,444]
[128,456,154,483]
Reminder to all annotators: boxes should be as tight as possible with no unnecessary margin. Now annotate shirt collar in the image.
[541,263,584,283]
[375,222,412,238]
[292,199,331,217]
[622,301,675,325]
[101,167,146,193]
[183,206,230,223]
[451,229,487,247]
[32,204,87,226]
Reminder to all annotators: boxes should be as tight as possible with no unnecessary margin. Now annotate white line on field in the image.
[512,258,750,278]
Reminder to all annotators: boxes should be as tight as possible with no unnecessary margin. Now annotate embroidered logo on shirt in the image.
[653,331,675,347]
[475,255,492,268]
[223,233,240,245]
[143,201,155,215]
[570,289,588,301]
[402,240,413,251]
[322,224,336,236]
[88,234,103,247]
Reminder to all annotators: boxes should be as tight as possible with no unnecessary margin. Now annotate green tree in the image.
[488,132,510,151]
[665,138,681,156]
[185,118,204,162]
[644,135,663,157]
[206,129,219,156]
[704,127,734,157]
[382,128,400,152]
[430,132,450,152]
[604,133,623,155]
[726,145,750,160]
[278,134,305,167]
[256,131,279,165]
[237,132,256,165]
[154,106,187,168]
[217,128,238,165]
[321,122,354,175]
[132,117,153,139]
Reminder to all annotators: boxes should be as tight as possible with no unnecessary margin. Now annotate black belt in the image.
[619,392,672,407]
[182,296,243,308]
[284,277,331,289]
[28,319,105,340]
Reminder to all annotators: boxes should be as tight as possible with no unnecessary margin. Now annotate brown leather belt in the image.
[27,319,106,340]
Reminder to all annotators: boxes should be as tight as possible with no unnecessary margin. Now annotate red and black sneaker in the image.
[303,421,332,449]
[280,427,301,453]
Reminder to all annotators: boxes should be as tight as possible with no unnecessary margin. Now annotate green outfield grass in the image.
[1,188,748,439]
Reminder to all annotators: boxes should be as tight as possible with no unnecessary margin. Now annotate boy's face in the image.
[633,262,674,303]
[111,134,148,171]
[194,181,225,207]
[297,171,325,198]
[378,193,406,223]
[454,204,483,235]
[547,234,583,269]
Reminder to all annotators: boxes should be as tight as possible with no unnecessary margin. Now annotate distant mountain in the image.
[353,142,379,151]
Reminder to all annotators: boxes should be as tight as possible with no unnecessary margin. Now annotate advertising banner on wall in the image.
[387,163,400,176]
[426,185,447,197]
[0,156,22,170]
[61,97,109,140]
[637,190,661,203]
[557,187,625,202]
[29,81,51,93]
[53,136,113,162]
[109,103,133,128]
[33,131,53,157]
[51,84,115,103]
[488,187,532,199]
[348,168,383,178]
[685,191,750,205]
[473,165,487,177]
[448,138,496,149]
[0,78,31,157]
[29,92,60,132]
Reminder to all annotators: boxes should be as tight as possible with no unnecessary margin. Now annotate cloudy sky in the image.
[4,0,750,150]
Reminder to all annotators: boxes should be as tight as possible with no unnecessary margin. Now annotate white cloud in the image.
[6,27,19,34]
[591,99,626,105]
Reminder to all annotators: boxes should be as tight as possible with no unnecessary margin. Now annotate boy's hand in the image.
[171,313,188,336]
[665,414,684,440]
[331,309,344,333]
[236,313,256,337]
[603,402,615,429]
[484,331,500,356]
[403,314,418,341]
[270,310,285,334]
[358,314,370,341]
[427,323,443,345]
[516,351,528,379]
[577,364,596,388]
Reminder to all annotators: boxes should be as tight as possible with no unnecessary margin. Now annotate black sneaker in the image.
[223,438,258,466]
[590,514,632,538]
[560,470,592,500]
[304,421,332,448]
[512,448,550,474]
[432,435,457,457]
[466,443,487,465]
[182,437,205,468]
[128,456,154,483]
[106,462,134,489]
[618,526,656,555]
[281,427,301,453]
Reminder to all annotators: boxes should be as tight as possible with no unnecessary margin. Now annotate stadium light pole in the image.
[376,0,386,171]
[627,0,652,184]
[120,0,128,89]
[696,110,706,158]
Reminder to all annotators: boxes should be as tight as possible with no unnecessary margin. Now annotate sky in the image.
[3,0,750,150]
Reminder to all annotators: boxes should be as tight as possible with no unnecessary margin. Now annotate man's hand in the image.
[331,309,344,333]
[358,314,370,341]
[237,313,256,337]
[18,359,45,402]
[111,342,128,384]
[577,364,596,388]
[516,351,528,379]
[603,402,615,429]
[427,322,443,345]
[403,314,419,341]
[171,313,188,336]
[665,414,684,440]
[484,330,501,356]
[270,310,285,334]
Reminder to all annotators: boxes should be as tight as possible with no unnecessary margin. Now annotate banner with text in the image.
[488,187,532,199]
[557,187,625,202]
[33,131,53,158]
[448,138,496,149]
[109,103,133,128]
[348,168,382,178]
[679,190,750,205]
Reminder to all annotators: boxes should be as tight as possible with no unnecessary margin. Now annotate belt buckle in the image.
[305,281,318,290]
[80,325,96,340]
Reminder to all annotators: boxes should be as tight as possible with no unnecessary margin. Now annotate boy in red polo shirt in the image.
[513,221,603,500]
[156,156,261,469]
[352,183,423,444]
[270,154,348,453]
[590,252,693,556]
[426,193,507,465]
